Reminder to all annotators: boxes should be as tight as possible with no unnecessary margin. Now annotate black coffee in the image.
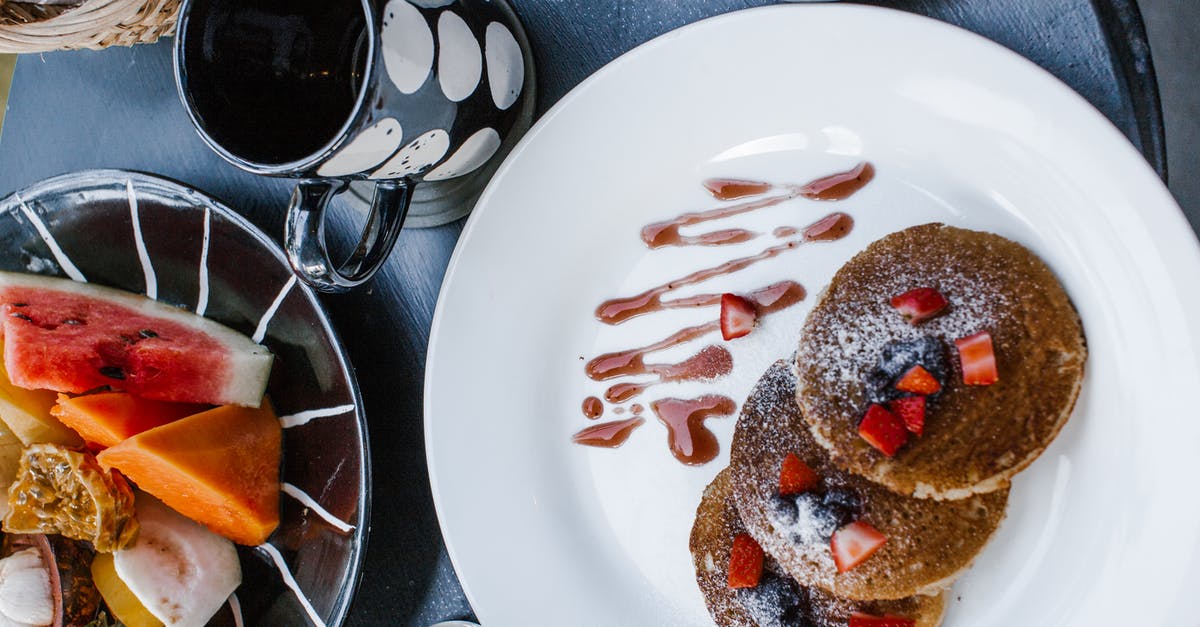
[180,0,369,166]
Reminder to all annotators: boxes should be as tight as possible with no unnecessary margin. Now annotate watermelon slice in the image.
[0,272,273,407]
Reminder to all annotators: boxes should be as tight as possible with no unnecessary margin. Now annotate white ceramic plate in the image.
[425,5,1200,626]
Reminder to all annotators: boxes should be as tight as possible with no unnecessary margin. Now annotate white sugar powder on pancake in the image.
[804,268,1006,392]
[794,223,1086,500]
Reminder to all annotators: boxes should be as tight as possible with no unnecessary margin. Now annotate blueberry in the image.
[771,489,866,546]
[865,337,948,404]
[735,571,815,627]
[767,494,798,526]
[821,487,863,528]
[791,493,841,543]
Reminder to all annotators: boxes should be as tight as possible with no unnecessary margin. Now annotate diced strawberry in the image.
[779,452,820,495]
[857,404,909,457]
[894,364,941,395]
[889,287,949,324]
[830,520,887,573]
[720,293,758,340]
[727,533,764,588]
[848,612,916,627]
[955,331,999,385]
[887,396,926,436]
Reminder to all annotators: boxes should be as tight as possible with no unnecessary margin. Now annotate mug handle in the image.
[285,179,412,292]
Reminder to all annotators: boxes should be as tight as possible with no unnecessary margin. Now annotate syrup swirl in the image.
[576,163,871,463]
[652,395,737,465]
[605,381,647,403]
[641,192,796,249]
[641,163,869,250]
[594,344,733,403]
[588,343,732,383]
[798,162,874,200]
[703,178,772,200]
[572,417,645,448]
[586,323,719,381]
[582,396,604,419]
[597,213,844,326]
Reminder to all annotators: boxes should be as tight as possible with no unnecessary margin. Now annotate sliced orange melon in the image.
[0,345,81,446]
[51,393,206,449]
[96,400,280,545]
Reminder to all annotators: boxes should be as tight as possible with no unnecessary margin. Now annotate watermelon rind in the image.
[0,272,273,407]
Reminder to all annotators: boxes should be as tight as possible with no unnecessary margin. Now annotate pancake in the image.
[795,224,1086,499]
[729,361,1008,600]
[690,468,946,627]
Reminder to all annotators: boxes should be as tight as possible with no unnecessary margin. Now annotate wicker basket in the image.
[0,0,179,53]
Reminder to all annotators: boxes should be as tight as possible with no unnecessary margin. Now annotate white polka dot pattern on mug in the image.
[485,22,524,110]
[323,0,528,183]
[425,127,501,181]
[437,11,483,102]
[382,0,435,94]
[318,118,404,177]
[372,129,451,179]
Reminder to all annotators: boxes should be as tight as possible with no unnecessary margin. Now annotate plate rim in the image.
[424,3,1200,624]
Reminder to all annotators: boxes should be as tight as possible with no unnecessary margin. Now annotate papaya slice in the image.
[97,400,281,546]
[0,345,80,447]
[51,393,206,449]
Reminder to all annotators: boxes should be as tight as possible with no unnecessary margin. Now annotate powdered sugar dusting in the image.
[794,224,1087,499]
[801,250,1009,412]
[730,360,1010,599]
[768,494,839,548]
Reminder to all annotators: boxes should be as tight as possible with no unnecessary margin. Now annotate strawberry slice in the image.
[889,287,948,324]
[887,396,926,436]
[727,533,764,588]
[955,331,999,385]
[720,293,758,340]
[830,520,887,573]
[849,612,916,627]
[895,364,941,395]
[857,404,909,457]
[779,452,820,495]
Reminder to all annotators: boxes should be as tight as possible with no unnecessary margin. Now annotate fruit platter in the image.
[0,171,367,626]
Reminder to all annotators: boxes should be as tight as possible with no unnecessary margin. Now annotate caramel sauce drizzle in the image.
[572,417,645,448]
[797,161,874,201]
[652,395,737,465]
[582,396,604,419]
[640,192,795,249]
[576,163,871,463]
[596,214,842,326]
[703,179,773,200]
[639,162,871,250]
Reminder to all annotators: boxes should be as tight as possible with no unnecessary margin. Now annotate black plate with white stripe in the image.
[0,170,369,627]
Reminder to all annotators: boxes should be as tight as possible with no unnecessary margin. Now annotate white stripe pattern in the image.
[279,404,356,429]
[281,482,355,533]
[197,206,212,316]
[14,192,86,283]
[257,543,327,627]
[253,275,296,343]
[127,180,157,299]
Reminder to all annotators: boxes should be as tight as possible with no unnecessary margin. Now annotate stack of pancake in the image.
[690,225,1087,626]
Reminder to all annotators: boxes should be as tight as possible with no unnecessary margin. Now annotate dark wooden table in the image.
[0,1,1164,624]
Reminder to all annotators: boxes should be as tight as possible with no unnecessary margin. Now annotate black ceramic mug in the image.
[174,0,531,291]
